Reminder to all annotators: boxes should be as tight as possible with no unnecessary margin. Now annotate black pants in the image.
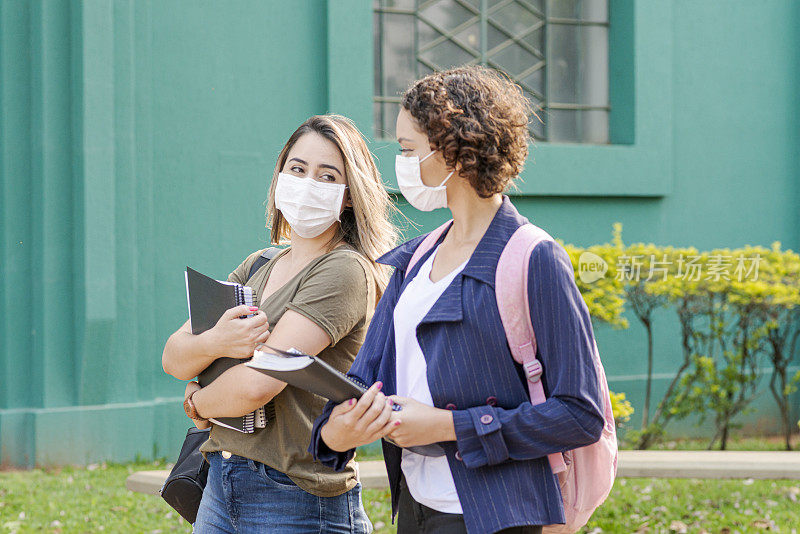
[396,477,543,534]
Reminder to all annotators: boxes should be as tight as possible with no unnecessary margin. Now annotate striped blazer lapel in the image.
[417,273,464,325]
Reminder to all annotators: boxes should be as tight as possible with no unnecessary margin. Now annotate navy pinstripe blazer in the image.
[310,196,604,533]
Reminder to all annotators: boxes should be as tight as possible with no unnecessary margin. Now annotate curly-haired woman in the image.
[309,66,606,533]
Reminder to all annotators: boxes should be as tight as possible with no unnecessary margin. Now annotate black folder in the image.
[246,347,446,457]
[244,347,368,404]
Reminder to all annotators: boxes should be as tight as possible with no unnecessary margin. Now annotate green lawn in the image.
[1,460,798,533]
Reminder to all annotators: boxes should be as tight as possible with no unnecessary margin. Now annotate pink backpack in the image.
[407,221,618,534]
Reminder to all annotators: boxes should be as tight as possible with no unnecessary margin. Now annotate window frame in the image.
[328,0,673,198]
[373,0,612,143]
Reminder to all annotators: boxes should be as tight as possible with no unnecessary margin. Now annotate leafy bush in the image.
[609,391,634,426]
[562,228,800,450]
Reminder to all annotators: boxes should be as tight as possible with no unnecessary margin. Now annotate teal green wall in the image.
[1,0,798,466]
[1,0,333,466]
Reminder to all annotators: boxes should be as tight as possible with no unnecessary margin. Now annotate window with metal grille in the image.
[374,0,609,143]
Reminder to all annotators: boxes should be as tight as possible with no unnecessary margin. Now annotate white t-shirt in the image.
[394,245,467,514]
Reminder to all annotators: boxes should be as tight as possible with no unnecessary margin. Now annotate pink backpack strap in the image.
[496,224,567,475]
[405,220,453,277]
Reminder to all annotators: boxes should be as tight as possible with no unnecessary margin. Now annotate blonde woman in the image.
[162,115,397,533]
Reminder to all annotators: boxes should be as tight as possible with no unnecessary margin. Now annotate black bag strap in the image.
[246,247,281,283]
[244,248,281,428]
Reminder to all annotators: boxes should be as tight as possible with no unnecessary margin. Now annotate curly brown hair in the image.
[401,65,533,198]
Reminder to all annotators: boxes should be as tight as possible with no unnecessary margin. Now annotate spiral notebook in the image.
[185,266,269,433]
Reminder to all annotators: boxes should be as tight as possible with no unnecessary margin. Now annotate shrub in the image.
[610,391,634,426]
[562,228,800,450]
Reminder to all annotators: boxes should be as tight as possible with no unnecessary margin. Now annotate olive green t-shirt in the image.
[199,244,376,497]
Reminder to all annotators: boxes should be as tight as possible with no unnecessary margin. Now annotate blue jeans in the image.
[193,451,372,533]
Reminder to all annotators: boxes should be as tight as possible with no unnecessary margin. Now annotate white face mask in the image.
[395,151,454,212]
[274,172,347,238]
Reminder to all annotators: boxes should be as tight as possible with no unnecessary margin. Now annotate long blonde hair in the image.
[265,114,398,298]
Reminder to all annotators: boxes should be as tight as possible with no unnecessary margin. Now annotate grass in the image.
[0,461,190,533]
[586,478,800,533]
[1,459,799,533]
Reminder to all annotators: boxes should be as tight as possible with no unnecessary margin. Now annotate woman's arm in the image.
[162,319,217,380]
[161,306,270,381]
[451,240,606,469]
[190,308,332,418]
[191,250,377,419]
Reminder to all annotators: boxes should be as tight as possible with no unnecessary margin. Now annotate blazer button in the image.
[445,403,457,410]
[480,414,493,425]
[455,451,463,461]
[486,396,497,406]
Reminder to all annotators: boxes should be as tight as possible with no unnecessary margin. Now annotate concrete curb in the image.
[617,450,800,479]
[126,450,800,495]
[125,469,168,495]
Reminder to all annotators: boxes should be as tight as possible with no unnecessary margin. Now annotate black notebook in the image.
[245,347,369,404]
[185,266,268,433]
